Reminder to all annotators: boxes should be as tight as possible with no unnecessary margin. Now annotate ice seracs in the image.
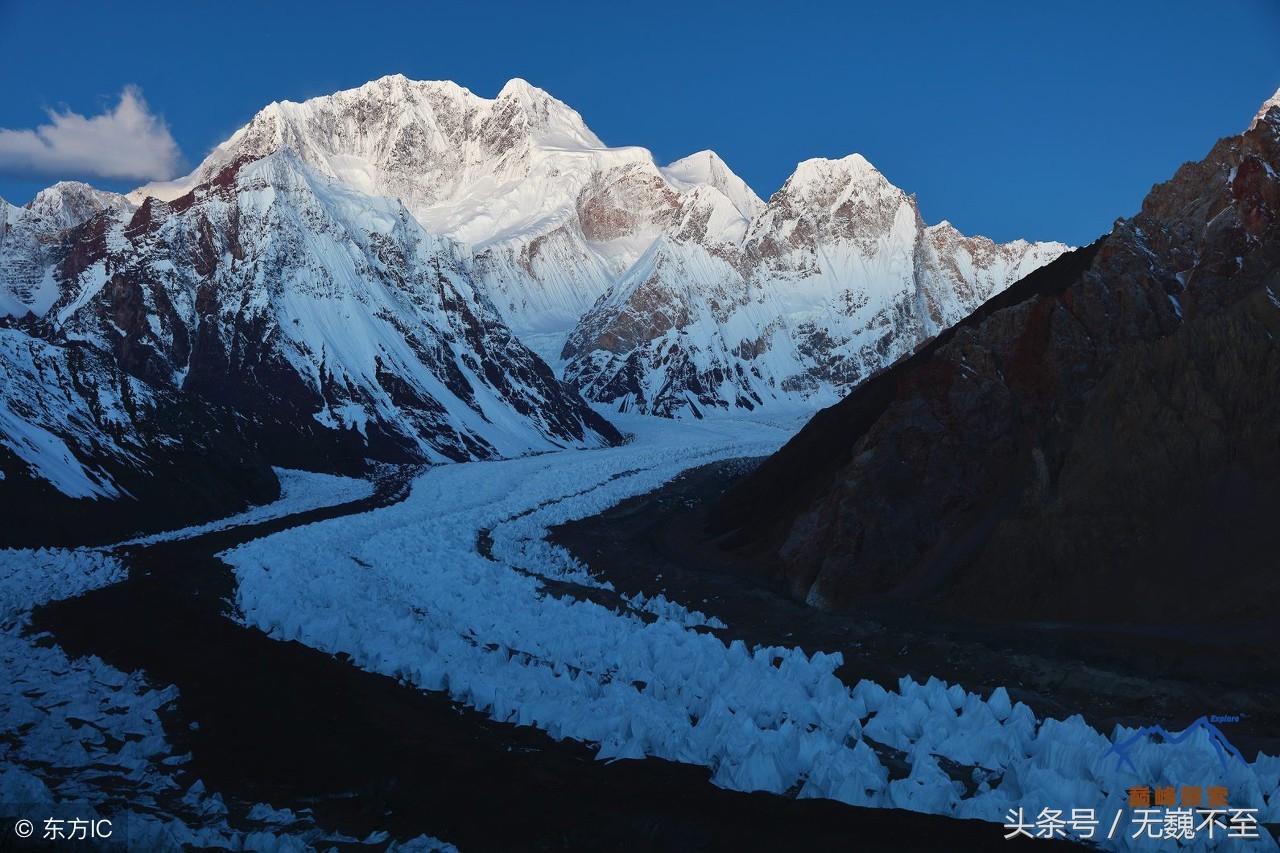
[0,546,458,850]
[223,417,1280,852]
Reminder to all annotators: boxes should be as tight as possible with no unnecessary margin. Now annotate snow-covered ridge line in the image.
[221,417,1279,851]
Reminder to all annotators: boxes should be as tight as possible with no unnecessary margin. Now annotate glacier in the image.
[219,417,1279,851]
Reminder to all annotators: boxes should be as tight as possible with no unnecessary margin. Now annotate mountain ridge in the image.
[121,76,1068,414]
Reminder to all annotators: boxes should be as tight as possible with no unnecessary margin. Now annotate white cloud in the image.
[0,87,183,182]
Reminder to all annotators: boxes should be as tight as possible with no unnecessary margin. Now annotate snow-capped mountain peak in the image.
[131,76,603,211]
[773,153,906,207]
[564,144,1069,418]
[744,152,917,265]
[661,150,765,221]
[117,77,1068,372]
[1,183,134,318]
[1248,84,1280,131]
[129,77,678,339]
[492,77,602,148]
[25,182,134,231]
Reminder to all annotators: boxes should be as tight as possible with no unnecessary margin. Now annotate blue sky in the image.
[0,0,1277,245]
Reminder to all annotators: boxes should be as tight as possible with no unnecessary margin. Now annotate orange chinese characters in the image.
[1128,787,1152,808]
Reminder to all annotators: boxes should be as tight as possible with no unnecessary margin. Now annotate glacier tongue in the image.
[222,418,1280,853]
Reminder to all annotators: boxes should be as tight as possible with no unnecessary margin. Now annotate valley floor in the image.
[2,413,1278,850]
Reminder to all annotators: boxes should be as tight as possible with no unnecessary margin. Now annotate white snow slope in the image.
[131,75,692,339]
[222,417,1279,851]
[0,326,155,499]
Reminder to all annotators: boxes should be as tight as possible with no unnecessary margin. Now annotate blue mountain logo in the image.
[1104,716,1246,773]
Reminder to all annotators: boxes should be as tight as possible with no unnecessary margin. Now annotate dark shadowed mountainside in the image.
[708,98,1280,624]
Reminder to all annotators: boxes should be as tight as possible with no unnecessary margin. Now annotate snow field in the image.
[221,414,1280,850]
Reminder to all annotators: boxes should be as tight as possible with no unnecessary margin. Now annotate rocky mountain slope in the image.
[0,325,276,546]
[1,182,134,318]
[53,149,619,466]
[708,89,1280,625]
